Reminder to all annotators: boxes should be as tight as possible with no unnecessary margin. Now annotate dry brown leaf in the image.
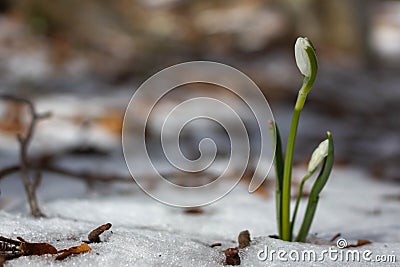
[0,252,23,262]
[238,230,251,249]
[96,110,123,135]
[254,186,269,199]
[0,101,25,135]
[209,242,222,248]
[17,237,57,256]
[183,207,204,215]
[56,243,92,261]
[87,223,112,243]
[329,233,341,242]
[346,239,372,248]
[224,247,240,266]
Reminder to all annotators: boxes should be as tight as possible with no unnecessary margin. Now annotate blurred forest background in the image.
[0,0,399,182]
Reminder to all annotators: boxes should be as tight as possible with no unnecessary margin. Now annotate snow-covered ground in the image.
[0,93,399,266]
[0,94,400,266]
[1,166,399,266]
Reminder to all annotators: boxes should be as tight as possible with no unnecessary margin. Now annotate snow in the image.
[1,166,399,266]
[0,93,399,266]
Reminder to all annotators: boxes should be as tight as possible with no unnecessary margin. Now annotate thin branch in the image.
[42,164,132,183]
[1,95,49,217]
[0,166,19,181]
[0,163,132,184]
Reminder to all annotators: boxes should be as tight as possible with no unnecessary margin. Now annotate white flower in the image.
[295,37,313,77]
[307,139,329,173]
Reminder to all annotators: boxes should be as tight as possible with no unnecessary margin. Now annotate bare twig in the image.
[42,165,132,183]
[16,102,47,217]
[0,163,132,184]
[0,95,50,217]
[0,166,19,181]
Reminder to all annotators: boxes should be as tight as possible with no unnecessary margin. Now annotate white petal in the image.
[295,37,312,77]
[307,139,329,173]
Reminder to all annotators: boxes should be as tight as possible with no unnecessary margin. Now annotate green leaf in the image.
[295,132,334,242]
[291,138,328,236]
[270,121,284,191]
[269,121,284,239]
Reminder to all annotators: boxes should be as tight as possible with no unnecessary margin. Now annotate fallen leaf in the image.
[346,239,372,248]
[96,110,123,135]
[0,252,23,261]
[238,230,251,249]
[0,241,17,252]
[0,101,25,135]
[224,247,240,266]
[209,242,221,248]
[254,186,269,199]
[17,237,57,256]
[329,233,341,242]
[87,223,112,243]
[0,236,20,247]
[183,207,204,215]
[56,243,92,260]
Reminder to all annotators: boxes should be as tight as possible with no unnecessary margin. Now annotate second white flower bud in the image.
[307,139,329,173]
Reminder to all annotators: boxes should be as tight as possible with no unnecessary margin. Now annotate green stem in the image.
[281,83,310,241]
[290,172,312,234]
[295,80,312,111]
[281,109,300,241]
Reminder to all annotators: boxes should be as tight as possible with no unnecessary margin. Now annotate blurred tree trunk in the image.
[279,0,375,67]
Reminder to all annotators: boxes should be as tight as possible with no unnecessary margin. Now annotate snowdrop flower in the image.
[294,37,318,110]
[294,37,317,78]
[307,139,329,173]
[275,36,334,243]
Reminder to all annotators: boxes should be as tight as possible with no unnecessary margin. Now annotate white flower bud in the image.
[295,37,313,77]
[307,139,329,173]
